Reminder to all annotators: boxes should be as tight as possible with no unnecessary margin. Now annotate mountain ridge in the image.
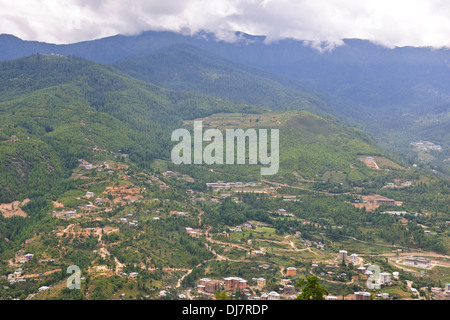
[0,54,260,203]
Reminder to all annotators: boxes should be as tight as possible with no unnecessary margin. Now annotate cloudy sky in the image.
[1,0,450,49]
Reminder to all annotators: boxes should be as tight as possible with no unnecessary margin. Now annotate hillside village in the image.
[410,141,443,152]
[2,5,450,308]
[1,140,449,301]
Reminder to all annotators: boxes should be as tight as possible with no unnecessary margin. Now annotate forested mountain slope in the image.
[0,54,255,203]
[2,31,448,175]
[113,44,336,117]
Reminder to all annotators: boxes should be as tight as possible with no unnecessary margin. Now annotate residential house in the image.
[379,273,391,285]
[224,277,247,291]
[338,250,348,261]
[267,291,280,300]
[404,256,431,269]
[354,292,370,300]
[286,267,297,277]
[86,191,95,198]
[256,278,266,290]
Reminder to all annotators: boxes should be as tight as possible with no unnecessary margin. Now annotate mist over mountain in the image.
[1,30,449,173]
[3,30,450,113]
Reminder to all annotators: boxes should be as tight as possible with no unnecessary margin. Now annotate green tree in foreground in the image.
[295,276,328,300]
[214,291,230,300]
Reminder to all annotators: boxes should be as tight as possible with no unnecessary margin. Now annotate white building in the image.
[404,256,431,269]
[253,250,266,256]
[354,292,370,300]
[86,191,95,198]
[65,210,75,217]
[267,291,280,300]
[338,250,348,261]
[350,254,358,264]
[379,273,391,285]
[357,266,366,273]
[377,293,389,299]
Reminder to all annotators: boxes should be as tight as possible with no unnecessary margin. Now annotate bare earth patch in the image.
[0,199,30,217]
[52,201,65,208]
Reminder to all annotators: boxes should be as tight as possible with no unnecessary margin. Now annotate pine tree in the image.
[295,276,328,300]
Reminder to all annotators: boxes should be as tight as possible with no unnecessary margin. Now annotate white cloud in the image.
[1,0,450,49]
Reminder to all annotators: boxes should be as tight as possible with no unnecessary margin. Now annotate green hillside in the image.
[281,112,381,178]
[172,111,391,190]
[0,54,449,302]
[113,44,450,177]
[0,54,256,203]
[113,45,335,116]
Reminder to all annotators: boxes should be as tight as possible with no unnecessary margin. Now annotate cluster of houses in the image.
[385,181,412,188]
[371,198,398,206]
[119,215,138,227]
[197,277,289,300]
[85,192,104,205]
[256,292,281,300]
[185,227,202,237]
[338,250,395,286]
[11,153,446,301]
[338,250,359,264]
[380,211,421,217]
[116,271,138,278]
[51,209,76,219]
[78,159,109,171]
[431,284,450,295]
[4,253,35,284]
[10,252,34,265]
[410,141,442,151]
[276,209,294,217]
[6,268,26,285]
[224,277,248,290]
[353,291,390,300]
[162,171,175,177]
[355,265,399,283]
[197,277,249,293]
[354,284,450,300]
[228,221,258,233]
[50,191,105,220]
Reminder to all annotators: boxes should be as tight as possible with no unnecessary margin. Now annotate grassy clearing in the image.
[331,238,396,255]
[373,156,404,169]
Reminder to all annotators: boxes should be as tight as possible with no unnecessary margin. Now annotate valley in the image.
[1,108,448,301]
[0,36,448,302]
